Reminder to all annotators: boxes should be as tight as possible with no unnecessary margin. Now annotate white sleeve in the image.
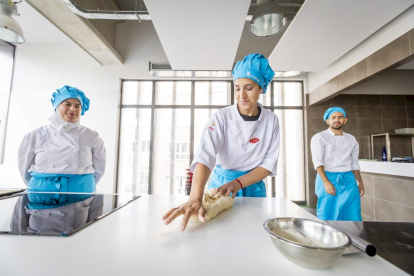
[17,134,35,186]
[351,140,361,171]
[258,118,280,177]
[310,134,325,170]
[190,111,225,173]
[92,135,106,184]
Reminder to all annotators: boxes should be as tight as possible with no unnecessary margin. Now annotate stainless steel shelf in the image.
[370,133,414,161]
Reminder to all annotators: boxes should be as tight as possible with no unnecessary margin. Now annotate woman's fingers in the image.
[164,208,184,225]
[198,206,206,222]
[162,207,179,221]
[181,210,193,232]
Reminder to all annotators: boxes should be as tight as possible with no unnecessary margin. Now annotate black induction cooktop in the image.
[0,192,139,237]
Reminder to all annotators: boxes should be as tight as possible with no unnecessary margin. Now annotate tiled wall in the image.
[360,172,414,222]
[306,94,414,212]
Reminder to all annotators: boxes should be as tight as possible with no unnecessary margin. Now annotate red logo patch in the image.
[249,137,260,143]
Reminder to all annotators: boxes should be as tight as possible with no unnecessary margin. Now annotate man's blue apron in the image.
[27,172,95,209]
[315,171,361,221]
[208,166,266,197]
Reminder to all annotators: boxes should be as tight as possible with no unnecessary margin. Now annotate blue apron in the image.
[27,172,95,209]
[316,171,361,221]
[208,166,266,197]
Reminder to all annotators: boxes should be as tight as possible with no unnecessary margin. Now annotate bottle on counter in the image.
[382,146,387,161]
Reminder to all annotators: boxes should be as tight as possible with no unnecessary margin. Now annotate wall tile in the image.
[375,199,414,222]
[356,95,380,106]
[308,180,315,193]
[357,119,382,131]
[406,107,414,118]
[308,168,317,181]
[345,129,358,138]
[380,95,406,106]
[307,118,328,131]
[408,119,414,128]
[330,94,356,106]
[381,118,407,132]
[359,155,371,160]
[390,143,411,157]
[344,119,357,130]
[361,172,373,196]
[373,175,414,208]
[406,95,414,107]
[356,106,381,118]
[381,106,407,118]
[372,173,414,182]
[344,106,356,119]
[390,136,411,144]
[308,193,318,206]
[359,142,371,157]
[307,130,319,143]
[362,214,376,221]
[307,105,330,118]
[357,130,377,139]
[361,196,375,218]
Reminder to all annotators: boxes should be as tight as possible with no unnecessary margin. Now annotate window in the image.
[0,41,15,164]
[117,80,305,201]
[176,141,190,160]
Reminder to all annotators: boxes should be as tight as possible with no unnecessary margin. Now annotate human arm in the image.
[215,167,271,198]
[162,163,211,231]
[92,136,106,184]
[311,134,336,195]
[17,134,35,186]
[352,170,365,196]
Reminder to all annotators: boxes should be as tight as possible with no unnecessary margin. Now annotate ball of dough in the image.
[190,188,234,222]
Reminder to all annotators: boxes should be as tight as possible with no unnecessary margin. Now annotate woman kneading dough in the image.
[163,53,280,231]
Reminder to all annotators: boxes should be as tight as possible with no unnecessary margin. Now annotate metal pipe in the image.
[60,0,149,21]
[325,221,377,257]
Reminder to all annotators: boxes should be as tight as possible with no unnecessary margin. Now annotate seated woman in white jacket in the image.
[163,53,280,231]
[18,85,106,207]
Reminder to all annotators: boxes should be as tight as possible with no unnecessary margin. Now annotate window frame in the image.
[116,80,305,203]
[0,41,16,164]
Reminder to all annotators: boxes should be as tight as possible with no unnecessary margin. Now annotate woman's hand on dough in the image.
[215,180,240,198]
[162,198,206,232]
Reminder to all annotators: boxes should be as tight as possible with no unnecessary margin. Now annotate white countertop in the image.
[0,195,408,276]
[359,160,414,178]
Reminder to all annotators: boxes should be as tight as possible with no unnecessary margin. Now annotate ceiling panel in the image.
[143,0,250,70]
[268,0,414,72]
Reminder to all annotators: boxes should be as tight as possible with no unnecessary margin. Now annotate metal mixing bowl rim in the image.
[263,217,352,251]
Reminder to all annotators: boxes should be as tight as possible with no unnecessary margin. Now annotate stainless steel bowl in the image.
[263,217,352,269]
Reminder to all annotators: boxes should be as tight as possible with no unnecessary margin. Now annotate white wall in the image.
[0,9,168,193]
[306,5,414,93]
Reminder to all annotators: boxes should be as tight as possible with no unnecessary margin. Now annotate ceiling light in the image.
[250,1,287,37]
[0,0,24,44]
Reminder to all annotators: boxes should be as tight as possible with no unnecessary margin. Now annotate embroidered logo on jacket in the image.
[249,136,260,143]
[205,119,216,131]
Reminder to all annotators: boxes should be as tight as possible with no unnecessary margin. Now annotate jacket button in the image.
[73,163,78,166]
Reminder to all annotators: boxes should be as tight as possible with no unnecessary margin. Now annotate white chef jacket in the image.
[310,128,360,172]
[18,124,106,185]
[190,103,280,176]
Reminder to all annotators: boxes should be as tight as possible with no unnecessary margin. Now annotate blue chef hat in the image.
[232,53,275,94]
[51,85,90,116]
[323,107,347,121]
